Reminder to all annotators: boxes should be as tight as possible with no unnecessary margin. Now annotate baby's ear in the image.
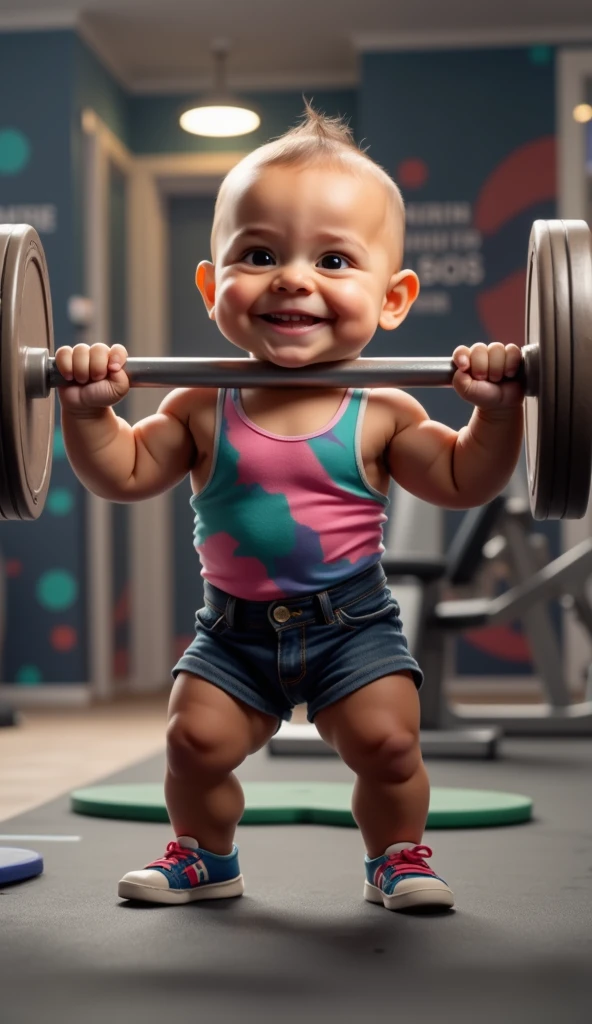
[196,261,216,320]
[379,270,420,331]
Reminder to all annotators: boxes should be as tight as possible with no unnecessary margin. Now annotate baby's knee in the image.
[353,728,421,783]
[166,713,247,776]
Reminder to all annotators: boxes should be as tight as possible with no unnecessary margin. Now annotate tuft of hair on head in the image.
[264,98,358,162]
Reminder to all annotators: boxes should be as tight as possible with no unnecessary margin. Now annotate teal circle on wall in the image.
[15,664,43,685]
[0,128,31,175]
[47,487,74,516]
[528,45,552,65]
[53,426,66,459]
[36,570,78,611]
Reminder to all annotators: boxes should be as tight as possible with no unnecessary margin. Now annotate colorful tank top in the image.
[190,387,389,599]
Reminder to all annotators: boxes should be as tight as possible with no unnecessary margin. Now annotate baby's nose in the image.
[271,263,314,293]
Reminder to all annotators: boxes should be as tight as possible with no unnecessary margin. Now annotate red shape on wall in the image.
[475,268,526,349]
[464,624,532,663]
[5,559,22,578]
[113,585,130,626]
[397,158,429,190]
[50,625,77,652]
[113,648,129,677]
[175,634,194,661]
[473,136,556,236]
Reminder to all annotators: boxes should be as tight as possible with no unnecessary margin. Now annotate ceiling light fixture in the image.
[179,39,261,138]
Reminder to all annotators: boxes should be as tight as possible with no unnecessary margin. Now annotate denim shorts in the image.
[172,563,423,724]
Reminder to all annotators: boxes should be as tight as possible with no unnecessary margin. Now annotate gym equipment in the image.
[429,498,592,736]
[0,846,43,885]
[270,486,592,760]
[70,781,533,828]
[1,218,591,521]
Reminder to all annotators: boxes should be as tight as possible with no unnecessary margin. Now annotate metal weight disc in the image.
[0,225,54,520]
[564,220,592,518]
[0,229,13,518]
[546,221,574,519]
[524,221,557,520]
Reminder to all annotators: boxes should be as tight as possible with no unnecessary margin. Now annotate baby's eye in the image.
[242,249,275,267]
[316,253,350,270]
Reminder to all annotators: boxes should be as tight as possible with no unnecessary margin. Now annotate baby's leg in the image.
[166,672,279,854]
[315,674,454,910]
[314,673,427,856]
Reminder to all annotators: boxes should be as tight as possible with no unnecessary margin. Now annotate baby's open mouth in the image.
[259,313,327,325]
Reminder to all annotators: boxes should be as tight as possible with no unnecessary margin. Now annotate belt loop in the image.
[316,589,335,625]
[225,596,236,628]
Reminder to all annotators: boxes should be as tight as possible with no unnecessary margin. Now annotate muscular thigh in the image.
[314,673,420,767]
[169,672,278,758]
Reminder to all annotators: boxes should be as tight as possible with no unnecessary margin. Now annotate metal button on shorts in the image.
[273,606,291,623]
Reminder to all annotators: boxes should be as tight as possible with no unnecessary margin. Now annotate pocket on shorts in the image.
[195,603,229,635]
[336,585,400,631]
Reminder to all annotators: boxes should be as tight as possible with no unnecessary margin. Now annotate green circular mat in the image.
[70,782,533,829]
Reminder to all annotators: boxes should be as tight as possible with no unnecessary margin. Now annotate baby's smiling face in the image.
[197,159,419,368]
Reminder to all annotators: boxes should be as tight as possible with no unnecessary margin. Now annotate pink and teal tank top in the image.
[191,388,389,600]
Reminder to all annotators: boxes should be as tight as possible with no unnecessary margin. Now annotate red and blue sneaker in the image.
[118,836,244,905]
[364,843,454,911]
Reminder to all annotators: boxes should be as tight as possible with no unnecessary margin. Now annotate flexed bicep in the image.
[386,393,464,509]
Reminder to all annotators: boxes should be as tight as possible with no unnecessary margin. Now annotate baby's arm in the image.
[56,343,197,501]
[386,342,524,509]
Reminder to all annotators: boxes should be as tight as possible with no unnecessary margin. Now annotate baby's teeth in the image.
[269,313,315,322]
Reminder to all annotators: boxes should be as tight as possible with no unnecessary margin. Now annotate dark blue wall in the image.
[0,31,87,684]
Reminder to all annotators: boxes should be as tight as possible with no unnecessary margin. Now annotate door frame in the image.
[84,111,244,693]
[126,150,243,692]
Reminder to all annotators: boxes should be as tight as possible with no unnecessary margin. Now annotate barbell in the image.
[0,219,591,523]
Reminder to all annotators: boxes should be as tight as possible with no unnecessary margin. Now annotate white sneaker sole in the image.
[118,873,245,905]
[364,879,455,911]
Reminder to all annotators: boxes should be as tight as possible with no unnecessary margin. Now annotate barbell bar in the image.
[0,219,591,524]
[28,350,533,396]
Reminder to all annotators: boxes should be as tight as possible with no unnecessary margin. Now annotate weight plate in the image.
[0,229,13,519]
[564,220,592,519]
[524,221,557,520]
[546,221,573,519]
[0,225,53,520]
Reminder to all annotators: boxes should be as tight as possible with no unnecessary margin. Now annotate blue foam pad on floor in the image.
[0,847,43,885]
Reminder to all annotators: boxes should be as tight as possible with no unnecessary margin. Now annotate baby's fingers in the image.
[504,344,523,379]
[89,343,112,382]
[55,345,74,381]
[108,344,128,372]
[452,345,471,373]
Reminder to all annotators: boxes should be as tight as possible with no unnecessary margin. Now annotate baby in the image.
[56,107,523,912]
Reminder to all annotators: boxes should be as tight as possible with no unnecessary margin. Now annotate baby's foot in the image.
[118,836,244,904]
[364,843,454,911]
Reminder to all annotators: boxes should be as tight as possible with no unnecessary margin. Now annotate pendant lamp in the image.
[179,39,261,138]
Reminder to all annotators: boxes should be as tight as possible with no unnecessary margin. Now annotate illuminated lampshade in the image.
[179,39,260,138]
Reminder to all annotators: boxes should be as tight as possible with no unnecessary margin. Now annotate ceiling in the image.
[1,0,592,92]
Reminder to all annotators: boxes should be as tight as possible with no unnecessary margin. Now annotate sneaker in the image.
[364,843,454,911]
[118,836,244,905]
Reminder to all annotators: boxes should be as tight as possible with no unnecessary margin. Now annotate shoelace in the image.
[383,844,435,876]
[146,841,195,872]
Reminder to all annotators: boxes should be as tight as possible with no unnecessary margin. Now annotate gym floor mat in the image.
[70,781,533,828]
[0,846,43,885]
